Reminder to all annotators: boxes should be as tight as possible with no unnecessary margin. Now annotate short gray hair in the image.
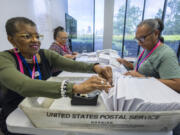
[137,18,164,42]
[5,17,36,37]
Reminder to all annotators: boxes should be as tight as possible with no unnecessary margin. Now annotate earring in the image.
[14,47,20,52]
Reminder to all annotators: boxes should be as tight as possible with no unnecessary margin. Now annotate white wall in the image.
[49,0,68,27]
[0,0,68,51]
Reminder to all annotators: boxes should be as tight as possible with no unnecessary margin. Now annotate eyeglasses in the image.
[60,37,68,41]
[135,31,154,43]
[16,33,44,41]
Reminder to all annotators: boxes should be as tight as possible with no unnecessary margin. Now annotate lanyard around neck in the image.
[57,42,68,53]
[13,48,41,80]
[135,41,161,71]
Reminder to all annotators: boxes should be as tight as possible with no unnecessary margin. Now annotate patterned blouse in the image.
[49,42,73,74]
[49,42,72,56]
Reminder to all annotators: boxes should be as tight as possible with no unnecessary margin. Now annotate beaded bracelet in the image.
[61,80,68,97]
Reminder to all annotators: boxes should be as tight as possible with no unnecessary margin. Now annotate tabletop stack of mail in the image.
[76,49,127,73]
[101,71,180,111]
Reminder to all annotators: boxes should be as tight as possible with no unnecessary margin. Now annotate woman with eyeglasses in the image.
[0,17,112,135]
[49,26,79,76]
[117,18,180,93]
[49,26,78,60]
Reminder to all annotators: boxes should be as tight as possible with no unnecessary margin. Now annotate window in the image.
[144,0,164,19]
[112,0,126,56]
[68,0,94,53]
[124,0,144,57]
[94,0,104,51]
[163,0,180,57]
[113,0,144,58]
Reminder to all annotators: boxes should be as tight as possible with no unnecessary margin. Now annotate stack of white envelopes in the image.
[101,72,180,111]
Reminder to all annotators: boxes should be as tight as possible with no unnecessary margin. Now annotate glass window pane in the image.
[68,0,94,52]
[113,0,144,58]
[112,0,126,56]
[124,0,144,58]
[163,0,180,60]
[144,0,164,19]
[94,0,104,51]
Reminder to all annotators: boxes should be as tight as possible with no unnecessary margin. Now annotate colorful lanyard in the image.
[135,41,161,71]
[13,48,41,80]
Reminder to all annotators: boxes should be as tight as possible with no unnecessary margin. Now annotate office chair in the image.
[177,41,180,64]
[68,38,72,52]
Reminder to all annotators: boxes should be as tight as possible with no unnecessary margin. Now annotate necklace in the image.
[25,58,33,63]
